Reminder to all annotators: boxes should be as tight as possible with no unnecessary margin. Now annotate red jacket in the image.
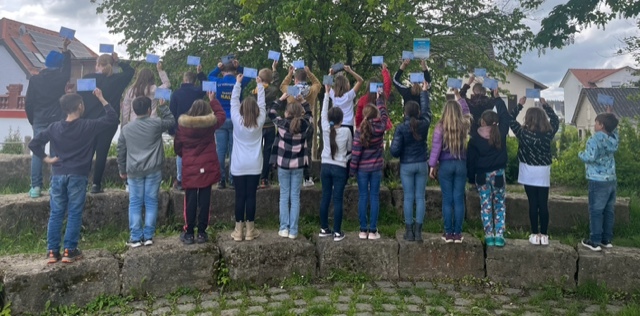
[174,100,226,189]
[355,67,392,129]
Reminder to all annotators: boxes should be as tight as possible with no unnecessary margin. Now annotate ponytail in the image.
[330,124,338,159]
[360,104,379,148]
[481,110,501,150]
[328,106,344,159]
[286,103,304,134]
[404,101,421,141]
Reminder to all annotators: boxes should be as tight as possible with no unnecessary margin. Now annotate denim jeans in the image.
[215,120,233,185]
[476,169,506,237]
[176,156,182,182]
[278,168,303,236]
[127,170,162,241]
[400,162,428,225]
[48,174,88,251]
[31,123,55,188]
[357,170,382,232]
[320,164,348,233]
[588,180,617,244]
[438,160,467,234]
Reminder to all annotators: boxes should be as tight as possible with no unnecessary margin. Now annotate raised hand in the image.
[207,91,216,101]
[62,38,71,51]
[157,61,163,71]
[232,59,239,68]
[280,93,289,101]
[422,80,429,91]
[493,88,500,98]
[453,88,461,99]
[518,96,526,105]
[272,60,278,71]
[400,59,410,70]
[344,65,353,73]
[325,84,331,92]
[217,62,223,69]
[236,74,244,82]
[420,59,427,71]
[256,76,263,84]
[382,63,388,70]
[197,64,202,73]
[112,52,119,64]
[467,74,475,85]
[540,97,547,105]
[288,66,294,76]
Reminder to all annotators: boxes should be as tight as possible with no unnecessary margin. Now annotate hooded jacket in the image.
[390,90,432,164]
[466,98,509,183]
[169,74,208,136]
[25,50,71,125]
[208,66,252,118]
[579,129,619,181]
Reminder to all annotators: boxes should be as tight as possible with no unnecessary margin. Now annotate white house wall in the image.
[574,97,595,137]
[599,68,640,87]
[561,74,581,125]
[0,45,29,95]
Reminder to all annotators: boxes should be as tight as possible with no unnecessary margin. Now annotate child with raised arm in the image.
[329,65,364,135]
[350,91,389,240]
[393,59,431,105]
[254,61,281,188]
[356,63,392,130]
[579,110,619,252]
[29,89,118,263]
[269,93,312,239]
[467,88,510,247]
[509,97,560,246]
[121,62,171,126]
[459,74,495,126]
[390,80,432,242]
[229,74,266,241]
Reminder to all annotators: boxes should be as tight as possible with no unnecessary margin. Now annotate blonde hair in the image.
[524,107,552,133]
[286,103,304,134]
[333,75,350,98]
[360,104,380,148]
[97,54,114,76]
[240,97,259,128]
[440,100,470,159]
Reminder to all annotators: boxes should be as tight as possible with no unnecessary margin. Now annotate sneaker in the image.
[441,233,453,243]
[453,233,464,244]
[601,241,613,248]
[61,248,83,263]
[197,233,208,244]
[319,228,333,237]
[46,250,61,264]
[143,239,153,246]
[540,235,549,246]
[125,184,129,193]
[368,231,381,240]
[288,234,297,239]
[303,178,315,187]
[260,179,269,189]
[90,184,103,194]
[218,181,226,190]
[494,236,505,247]
[333,232,345,242]
[529,234,541,245]
[581,239,602,251]
[180,232,195,245]
[278,229,289,237]
[358,231,368,240]
[127,240,143,248]
[485,236,495,247]
[29,186,41,198]
[173,180,183,191]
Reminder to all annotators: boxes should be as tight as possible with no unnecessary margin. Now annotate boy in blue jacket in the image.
[579,110,619,252]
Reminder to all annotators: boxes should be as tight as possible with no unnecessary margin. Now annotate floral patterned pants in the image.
[475,169,506,237]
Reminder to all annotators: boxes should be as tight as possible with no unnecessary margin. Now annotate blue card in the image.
[187,56,200,66]
[447,78,463,89]
[146,54,160,64]
[323,75,334,85]
[597,93,614,106]
[221,55,234,64]
[76,79,96,92]
[154,88,172,100]
[474,68,487,77]
[331,62,344,73]
[413,38,430,59]
[372,56,384,65]
[483,78,498,90]
[370,82,383,93]
[268,50,281,61]
[202,81,217,92]
[293,60,305,69]
[402,51,414,60]
[525,88,541,99]
[99,44,114,54]
[409,72,423,83]
[287,85,300,96]
[59,27,75,40]
[243,67,258,78]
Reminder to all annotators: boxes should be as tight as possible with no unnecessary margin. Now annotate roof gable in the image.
[567,69,625,88]
[572,87,640,123]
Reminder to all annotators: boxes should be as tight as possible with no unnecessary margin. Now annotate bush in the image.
[0,127,24,155]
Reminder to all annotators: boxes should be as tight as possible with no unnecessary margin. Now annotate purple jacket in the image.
[428,98,470,167]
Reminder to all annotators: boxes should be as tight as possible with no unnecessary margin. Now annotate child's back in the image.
[579,129,619,181]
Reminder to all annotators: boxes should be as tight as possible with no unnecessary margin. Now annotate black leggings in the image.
[524,185,550,234]
[92,124,118,186]
[184,186,212,235]
[234,174,260,222]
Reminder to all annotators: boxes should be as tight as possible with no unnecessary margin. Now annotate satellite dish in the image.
[19,25,26,37]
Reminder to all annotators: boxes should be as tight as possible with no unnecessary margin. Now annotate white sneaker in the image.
[144,239,153,246]
[303,178,315,187]
[278,229,289,238]
[125,185,129,193]
[540,235,549,246]
[368,232,381,240]
[127,240,143,248]
[528,234,540,245]
[358,232,368,239]
[288,234,297,239]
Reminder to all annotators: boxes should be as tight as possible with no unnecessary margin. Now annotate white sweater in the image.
[230,82,266,176]
[321,93,352,168]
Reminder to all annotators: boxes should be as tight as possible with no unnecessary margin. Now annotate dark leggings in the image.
[92,124,118,186]
[234,174,260,222]
[261,127,276,181]
[524,185,550,234]
[184,186,212,235]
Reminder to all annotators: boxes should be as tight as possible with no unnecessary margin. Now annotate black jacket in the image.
[169,73,208,135]
[390,91,432,164]
[25,51,71,125]
[392,68,431,105]
[79,62,135,121]
[467,98,509,183]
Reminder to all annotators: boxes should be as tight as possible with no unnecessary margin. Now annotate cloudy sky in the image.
[2,1,638,101]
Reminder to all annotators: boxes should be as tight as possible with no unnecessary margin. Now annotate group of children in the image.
[27,41,620,263]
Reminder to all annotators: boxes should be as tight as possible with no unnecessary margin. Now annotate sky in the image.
[1,1,638,102]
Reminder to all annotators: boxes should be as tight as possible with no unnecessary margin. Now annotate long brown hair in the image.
[404,101,421,140]
[440,100,470,158]
[481,110,501,150]
[523,107,552,133]
[131,68,155,97]
[97,54,114,76]
[410,83,421,96]
[240,96,259,128]
[366,76,380,103]
[286,102,304,134]
[333,75,350,98]
[187,100,213,116]
[328,106,344,159]
[360,104,379,148]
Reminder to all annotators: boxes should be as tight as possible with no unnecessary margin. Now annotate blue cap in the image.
[45,51,64,68]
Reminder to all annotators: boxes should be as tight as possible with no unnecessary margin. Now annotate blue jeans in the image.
[400,162,428,225]
[176,156,182,182]
[438,160,467,234]
[215,120,233,185]
[48,175,88,251]
[127,170,162,241]
[320,164,348,233]
[31,123,55,188]
[588,180,616,244]
[279,168,303,236]
[357,170,382,232]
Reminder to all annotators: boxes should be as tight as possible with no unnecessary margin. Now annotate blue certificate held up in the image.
[402,51,414,60]
[409,73,424,83]
[187,56,200,66]
[287,85,300,97]
[146,54,160,64]
[483,78,498,90]
[370,82,383,93]
[76,79,96,92]
[447,78,463,89]
[59,27,75,40]
[154,88,172,100]
[597,93,614,106]
[268,50,281,61]
[474,68,487,77]
[221,55,234,64]
[243,67,258,78]
[202,81,217,93]
[526,88,541,99]
[323,75,334,85]
[413,38,430,59]
[99,44,114,54]
[372,56,384,65]
[293,60,305,69]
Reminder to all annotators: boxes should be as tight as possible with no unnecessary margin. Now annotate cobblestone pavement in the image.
[110,281,629,316]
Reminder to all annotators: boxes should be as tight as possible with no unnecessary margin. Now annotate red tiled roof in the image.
[569,69,624,88]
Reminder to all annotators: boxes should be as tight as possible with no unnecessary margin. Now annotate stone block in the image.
[315,232,399,280]
[396,231,484,280]
[486,239,577,288]
[217,231,316,284]
[121,237,219,296]
[577,245,640,292]
[0,250,119,315]
[0,192,51,234]
[390,187,444,220]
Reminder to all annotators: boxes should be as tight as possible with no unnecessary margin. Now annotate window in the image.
[33,52,45,63]
[507,94,517,112]
[579,129,583,139]
[611,81,621,88]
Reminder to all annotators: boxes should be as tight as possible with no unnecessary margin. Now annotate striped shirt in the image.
[509,103,560,166]
[350,97,388,175]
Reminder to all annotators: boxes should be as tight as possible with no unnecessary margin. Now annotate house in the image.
[560,68,640,122]
[535,100,565,122]
[572,87,640,138]
[0,18,98,118]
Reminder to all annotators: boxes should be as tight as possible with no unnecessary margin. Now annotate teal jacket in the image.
[579,129,619,181]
